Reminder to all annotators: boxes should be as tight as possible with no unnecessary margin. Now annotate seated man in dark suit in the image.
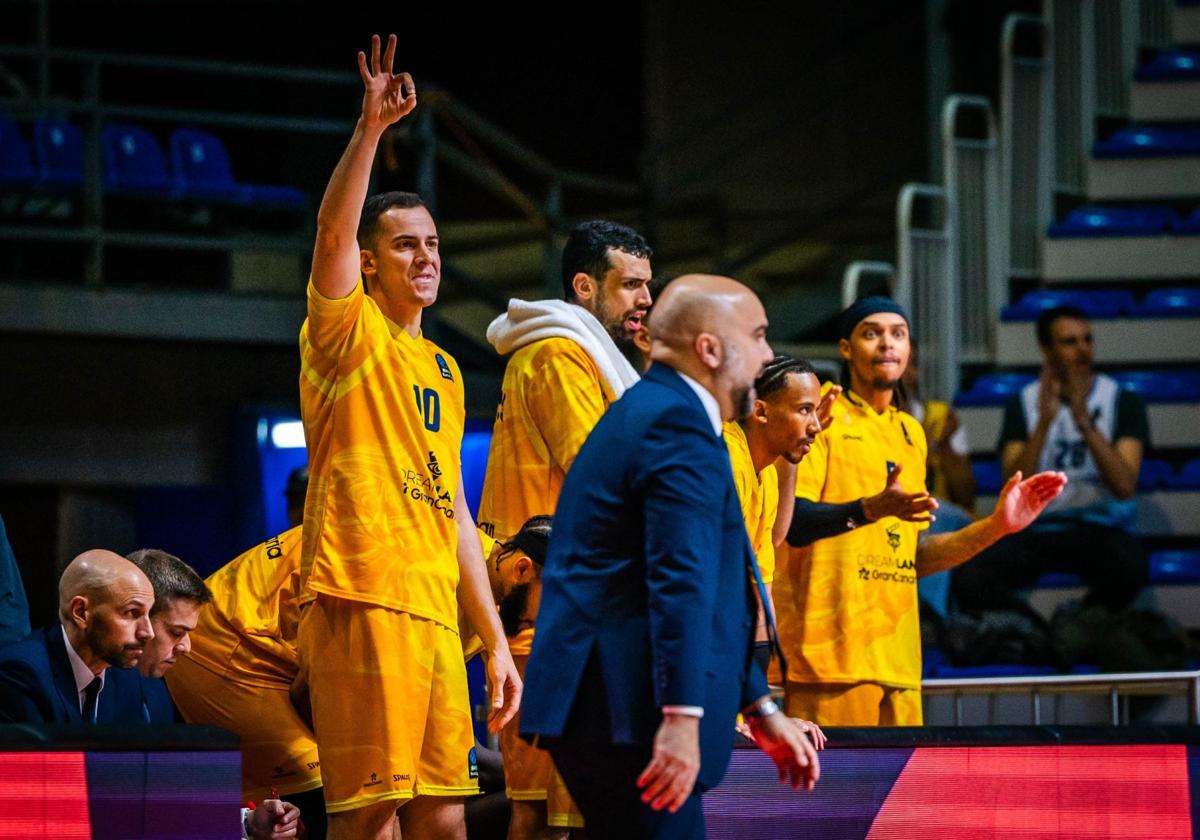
[0,549,154,724]
[521,274,819,840]
[126,548,212,723]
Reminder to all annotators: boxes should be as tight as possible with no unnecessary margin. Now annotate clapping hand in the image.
[992,470,1068,535]
[861,463,938,523]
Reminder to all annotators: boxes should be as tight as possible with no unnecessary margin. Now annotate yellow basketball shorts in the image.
[501,654,584,829]
[784,681,923,726]
[165,653,321,800]
[297,595,479,813]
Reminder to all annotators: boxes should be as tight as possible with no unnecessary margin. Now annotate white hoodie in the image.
[486,299,640,400]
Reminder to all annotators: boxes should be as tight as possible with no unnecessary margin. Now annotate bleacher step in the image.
[1087,156,1200,200]
[997,317,1200,364]
[958,402,1199,452]
[1043,235,1200,281]
[1131,79,1200,121]
[1174,3,1200,43]
[973,490,1200,537]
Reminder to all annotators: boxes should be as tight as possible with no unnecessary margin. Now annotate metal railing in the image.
[1047,0,1097,194]
[897,183,954,401]
[923,669,1200,726]
[1000,15,1054,281]
[942,95,1005,367]
[1095,0,1139,118]
[0,41,641,301]
[840,260,896,310]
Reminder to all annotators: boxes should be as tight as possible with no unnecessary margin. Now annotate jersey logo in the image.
[435,353,454,382]
[468,747,479,780]
[427,451,442,479]
[886,523,901,552]
[886,460,896,476]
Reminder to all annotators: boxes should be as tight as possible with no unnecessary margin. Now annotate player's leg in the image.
[402,617,480,839]
[784,681,886,726]
[327,799,398,840]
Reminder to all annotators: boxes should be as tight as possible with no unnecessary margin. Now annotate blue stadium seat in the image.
[102,123,171,196]
[972,460,1003,494]
[1165,457,1200,489]
[169,127,307,210]
[1046,205,1177,238]
[1111,369,1200,403]
[33,118,83,191]
[1135,50,1200,81]
[1001,288,1134,320]
[1129,287,1200,317]
[953,372,1036,407]
[0,116,36,188]
[1173,208,1200,235]
[1138,457,1174,491]
[1148,550,1200,584]
[1093,126,1200,158]
[930,664,1059,679]
[1033,572,1084,588]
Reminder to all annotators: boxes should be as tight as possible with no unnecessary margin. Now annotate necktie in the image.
[82,676,102,723]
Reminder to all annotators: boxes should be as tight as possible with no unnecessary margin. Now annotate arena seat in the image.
[1110,369,1200,402]
[1000,288,1134,320]
[33,117,83,191]
[101,122,172,196]
[170,127,307,209]
[459,429,491,520]
[1033,550,1200,591]
[0,115,36,188]
[971,460,1003,494]
[1173,208,1200,234]
[1093,125,1200,158]
[1128,287,1200,317]
[1135,49,1200,82]
[1046,205,1177,238]
[1138,457,1174,491]
[953,372,1035,407]
[1164,457,1200,490]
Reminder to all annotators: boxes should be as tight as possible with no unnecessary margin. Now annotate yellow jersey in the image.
[299,281,465,630]
[774,388,929,689]
[186,526,303,688]
[723,421,779,585]
[477,337,610,542]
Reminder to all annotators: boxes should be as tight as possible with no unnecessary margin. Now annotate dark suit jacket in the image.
[0,623,150,724]
[520,362,768,791]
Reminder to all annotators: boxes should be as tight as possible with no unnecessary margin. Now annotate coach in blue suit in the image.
[521,275,820,839]
[0,550,156,724]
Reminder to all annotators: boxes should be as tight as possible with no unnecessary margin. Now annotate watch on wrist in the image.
[742,697,780,725]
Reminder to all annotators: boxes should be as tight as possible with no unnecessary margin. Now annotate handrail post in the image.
[413,106,438,218]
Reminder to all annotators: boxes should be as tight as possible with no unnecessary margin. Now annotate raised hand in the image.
[816,385,842,430]
[356,34,417,131]
[993,470,1067,535]
[861,463,938,523]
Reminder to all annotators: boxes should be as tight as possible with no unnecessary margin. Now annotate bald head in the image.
[59,549,155,672]
[647,274,772,420]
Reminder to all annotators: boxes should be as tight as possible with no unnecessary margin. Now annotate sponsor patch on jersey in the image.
[436,353,454,382]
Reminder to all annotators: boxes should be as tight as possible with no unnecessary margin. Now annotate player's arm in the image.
[772,460,796,549]
[916,470,1067,577]
[1003,374,1057,480]
[1071,390,1145,501]
[311,34,416,301]
[453,478,521,732]
[526,350,608,472]
[786,463,937,548]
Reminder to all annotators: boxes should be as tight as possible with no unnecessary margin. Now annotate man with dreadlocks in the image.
[772,297,1068,726]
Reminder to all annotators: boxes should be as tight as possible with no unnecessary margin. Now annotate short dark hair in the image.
[560,220,652,301]
[356,191,428,250]
[126,549,212,615]
[755,355,818,401]
[1036,305,1089,347]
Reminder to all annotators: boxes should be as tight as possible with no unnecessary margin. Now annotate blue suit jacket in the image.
[0,623,151,724]
[520,362,768,790]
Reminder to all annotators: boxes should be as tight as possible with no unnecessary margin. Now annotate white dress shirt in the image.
[61,624,105,717]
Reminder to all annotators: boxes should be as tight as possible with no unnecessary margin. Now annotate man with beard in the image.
[951,306,1148,615]
[477,219,651,838]
[774,297,1068,726]
[0,550,154,724]
[522,275,819,840]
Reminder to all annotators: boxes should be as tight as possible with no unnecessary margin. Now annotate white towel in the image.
[486,299,640,399]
